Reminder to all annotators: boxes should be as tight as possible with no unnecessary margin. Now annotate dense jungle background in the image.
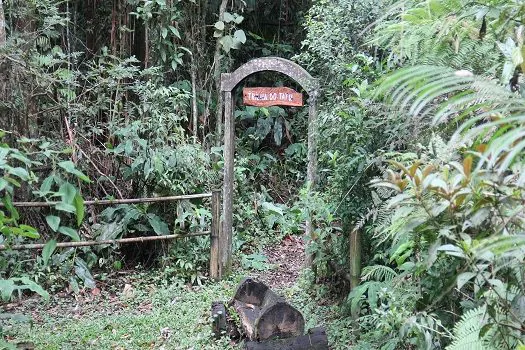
[1,0,525,349]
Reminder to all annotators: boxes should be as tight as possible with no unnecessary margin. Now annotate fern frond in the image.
[446,306,487,350]
[377,65,525,176]
[371,0,503,72]
[361,265,398,282]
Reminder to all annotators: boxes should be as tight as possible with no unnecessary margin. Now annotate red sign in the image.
[243,87,303,107]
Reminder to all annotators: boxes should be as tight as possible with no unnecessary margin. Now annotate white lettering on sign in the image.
[243,87,303,107]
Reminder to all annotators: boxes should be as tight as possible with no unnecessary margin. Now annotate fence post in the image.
[210,190,221,280]
[349,229,361,290]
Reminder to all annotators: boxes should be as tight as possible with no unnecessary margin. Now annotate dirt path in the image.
[252,235,305,290]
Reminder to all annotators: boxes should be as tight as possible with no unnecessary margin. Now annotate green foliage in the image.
[214,11,246,53]
[297,0,385,89]
[298,0,525,348]
[161,237,211,286]
[358,63,525,348]
[129,0,188,70]
[241,252,271,271]
[372,0,525,81]
[236,106,291,148]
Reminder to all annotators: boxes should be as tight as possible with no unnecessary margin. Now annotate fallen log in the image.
[244,327,328,350]
[232,278,305,341]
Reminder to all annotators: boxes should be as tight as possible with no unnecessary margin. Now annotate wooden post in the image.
[210,189,221,280]
[349,229,362,290]
[304,90,319,268]
[221,90,234,276]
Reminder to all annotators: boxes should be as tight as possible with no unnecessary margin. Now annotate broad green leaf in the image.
[256,117,272,140]
[457,272,476,289]
[42,239,57,266]
[234,30,246,44]
[0,178,8,192]
[511,295,525,323]
[45,215,60,232]
[219,35,233,53]
[161,27,168,39]
[437,244,466,258]
[4,176,20,188]
[74,193,85,227]
[96,222,124,241]
[58,226,80,241]
[6,166,29,180]
[0,279,15,301]
[69,276,79,293]
[234,15,244,24]
[3,194,19,220]
[214,21,225,31]
[15,225,39,239]
[261,202,284,216]
[147,214,170,235]
[58,161,91,182]
[223,12,234,23]
[58,182,77,204]
[55,202,76,214]
[169,26,180,38]
[39,175,55,194]
[9,152,31,166]
[18,277,49,300]
[74,257,96,289]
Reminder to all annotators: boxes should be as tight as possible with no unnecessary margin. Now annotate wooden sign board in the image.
[243,87,303,107]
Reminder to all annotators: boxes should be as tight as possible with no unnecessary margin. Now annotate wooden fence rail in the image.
[0,190,224,280]
[0,193,213,207]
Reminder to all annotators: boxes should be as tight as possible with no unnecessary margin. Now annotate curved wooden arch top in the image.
[221,57,318,93]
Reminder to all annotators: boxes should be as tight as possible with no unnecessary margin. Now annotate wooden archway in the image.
[219,57,319,276]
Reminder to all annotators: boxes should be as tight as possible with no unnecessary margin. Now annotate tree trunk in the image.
[304,91,319,268]
[213,0,228,145]
[191,58,198,140]
[0,0,6,46]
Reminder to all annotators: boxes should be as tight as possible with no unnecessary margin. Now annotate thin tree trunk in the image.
[191,59,198,141]
[111,0,117,55]
[213,0,228,145]
[0,0,6,46]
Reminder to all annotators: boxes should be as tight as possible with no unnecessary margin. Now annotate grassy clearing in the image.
[4,274,241,349]
[4,270,353,349]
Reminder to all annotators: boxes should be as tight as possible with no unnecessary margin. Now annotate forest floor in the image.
[2,235,351,350]
[253,234,305,290]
